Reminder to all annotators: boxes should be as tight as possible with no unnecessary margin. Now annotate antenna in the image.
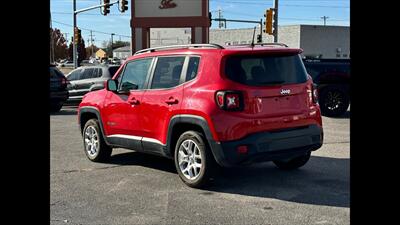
[250,26,256,48]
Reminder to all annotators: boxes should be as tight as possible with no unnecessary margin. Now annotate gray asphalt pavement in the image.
[50,106,349,225]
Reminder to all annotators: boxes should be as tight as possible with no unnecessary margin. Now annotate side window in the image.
[97,68,103,77]
[119,58,153,90]
[151,56,185,89]
[91,68,102,78]
[186,57,200,82]
[81,68,94,80]
[67,69,82,81]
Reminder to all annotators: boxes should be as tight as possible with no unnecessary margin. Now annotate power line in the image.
[222,10,348,21]
[52,20,131,38]
[210,0,349,8]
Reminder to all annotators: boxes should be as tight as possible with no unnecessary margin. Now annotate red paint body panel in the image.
[140,86,184,144]
[79,45,322,146]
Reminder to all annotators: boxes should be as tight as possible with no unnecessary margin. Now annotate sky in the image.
[50,0,350,47]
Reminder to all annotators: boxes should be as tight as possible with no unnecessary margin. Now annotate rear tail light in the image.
[215,90,244,111]
[61,77,69,86]
[312,84,318,103]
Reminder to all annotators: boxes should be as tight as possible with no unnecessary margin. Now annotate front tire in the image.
[174,131,216,188]
[83,119,112,162]
[273,152,311,170]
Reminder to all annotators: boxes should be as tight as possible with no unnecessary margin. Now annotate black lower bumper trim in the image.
[208,124,323,167]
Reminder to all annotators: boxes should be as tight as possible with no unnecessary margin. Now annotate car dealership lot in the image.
[51,106,349,225]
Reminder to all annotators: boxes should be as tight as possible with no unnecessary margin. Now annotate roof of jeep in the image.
[126,44,302,61]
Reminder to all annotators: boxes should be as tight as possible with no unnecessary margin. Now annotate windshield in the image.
[225,54,308,86]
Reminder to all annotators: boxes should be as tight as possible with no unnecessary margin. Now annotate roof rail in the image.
[134,43,224,55]
[228,43,289,47]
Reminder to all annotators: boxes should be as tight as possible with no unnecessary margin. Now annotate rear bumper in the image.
[209,124,323,167]
[50,91,69,103]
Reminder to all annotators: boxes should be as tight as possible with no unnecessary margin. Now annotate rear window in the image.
[151,56,185,89]
[50,67,65,78]
[225,54,308,86]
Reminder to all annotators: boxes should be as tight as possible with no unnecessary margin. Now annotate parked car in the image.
[59,60,74,67]
[78,43,324,188]
[302,58,350,117]
[66,65,120,103]
[50,64,69,112]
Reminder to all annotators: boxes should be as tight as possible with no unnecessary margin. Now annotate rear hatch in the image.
[50,66,68,91]
[224,52,312,118]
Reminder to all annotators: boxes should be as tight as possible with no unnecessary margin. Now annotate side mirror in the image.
[106,79,117,92]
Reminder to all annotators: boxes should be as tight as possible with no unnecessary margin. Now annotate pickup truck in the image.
[303,58,350,117]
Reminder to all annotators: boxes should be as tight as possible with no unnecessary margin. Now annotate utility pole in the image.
[72,0,125,68]
[321,16,329,26]
[50,13,54,63]
[90,30,95,57]
[218,9,222,29]
[273,0,279,43]
[64,33,69,43]
[111,33,115,58]
[73,0,77,68]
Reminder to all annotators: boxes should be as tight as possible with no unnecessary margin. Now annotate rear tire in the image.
[273,152,311,170]
[319,85,349,117]
[82,119,112,162]
[174,131,216,188]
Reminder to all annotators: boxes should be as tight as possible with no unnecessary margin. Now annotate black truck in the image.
[303,58,350,117]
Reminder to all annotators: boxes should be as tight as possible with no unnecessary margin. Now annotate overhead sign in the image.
[159,0,177,9]
[134,0,202,17]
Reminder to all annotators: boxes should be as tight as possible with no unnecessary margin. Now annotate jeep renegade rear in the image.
[78,43,323,188]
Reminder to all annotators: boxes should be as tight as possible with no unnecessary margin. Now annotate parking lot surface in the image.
[51,106,349,225]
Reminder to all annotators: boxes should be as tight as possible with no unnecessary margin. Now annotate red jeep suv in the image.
[78,43,323,188]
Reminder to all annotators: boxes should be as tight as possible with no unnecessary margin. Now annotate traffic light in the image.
[209,12,212,27]
[264,8,274,35]
[102,0,110,15]
[74,27,81,45]
[119,0,128,13]
[257,34,262,43]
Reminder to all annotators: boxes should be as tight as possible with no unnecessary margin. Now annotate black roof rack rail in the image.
[134,43,224,55]
[228,43,289,47]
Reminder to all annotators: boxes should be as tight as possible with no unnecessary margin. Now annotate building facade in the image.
[113,46,131,59]
[210,25,350,59]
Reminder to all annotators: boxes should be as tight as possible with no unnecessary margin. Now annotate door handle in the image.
[128,98,140,105]
[165,97,179,105]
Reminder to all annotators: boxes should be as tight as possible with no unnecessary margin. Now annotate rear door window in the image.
[225,54,308,86]
[81,68,94,80]
[151,56,185,89]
